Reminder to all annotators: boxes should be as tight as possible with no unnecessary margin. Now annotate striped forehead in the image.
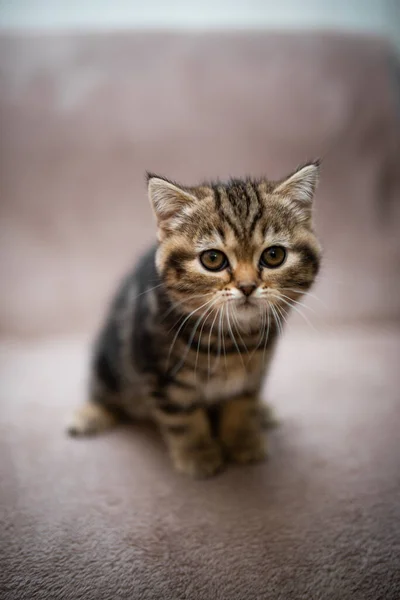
[212,182,265,238]
[211,182,293,243]
[186,180,296,252]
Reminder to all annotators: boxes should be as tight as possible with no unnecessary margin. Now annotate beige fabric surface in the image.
[1,31,400,600]
[1,32,399,337]
[1,329,400,600]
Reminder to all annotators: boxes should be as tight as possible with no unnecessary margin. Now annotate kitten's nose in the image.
[238,282,257,297]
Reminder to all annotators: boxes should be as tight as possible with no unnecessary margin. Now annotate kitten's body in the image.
[69,164,321,477]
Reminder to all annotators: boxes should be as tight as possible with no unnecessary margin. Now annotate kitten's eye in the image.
[200,249,228,272]
[260,246,286,269]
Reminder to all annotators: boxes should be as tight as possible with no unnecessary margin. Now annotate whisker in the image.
[277,292,317,314]
[280,287,328,309]
[274,303,290,328]
[221,305,228,372]
[281,288,328,308]
[270,304,283,336]
[207,305,221,378]
[210,305,225,376]
[194,303,219,382]
[270,304,280,335]
[226,303,245,368]
[161,292,213,326]
[262,303,271,365]
[213,306,222,375]
[133,283,164,300]
[230,305,250,356]
[248,303,266,362]
[166,297,216,371]
[275,295,319,332]
[166,296,210,334]
[170,298,219,377]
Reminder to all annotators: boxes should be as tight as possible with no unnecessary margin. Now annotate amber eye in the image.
[260,246,286,269]
[200,249,228,272]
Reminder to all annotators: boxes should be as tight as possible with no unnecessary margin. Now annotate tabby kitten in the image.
[68,162,321,477]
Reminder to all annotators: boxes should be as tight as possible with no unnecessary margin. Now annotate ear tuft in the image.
[274,161,320,204]
[146,171,158,184]
[147,175,197,225]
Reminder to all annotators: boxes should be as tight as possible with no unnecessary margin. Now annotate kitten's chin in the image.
[232,300,262,329]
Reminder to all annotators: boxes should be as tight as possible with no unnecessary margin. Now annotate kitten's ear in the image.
[274,161,320,206]
[147,174,197,228]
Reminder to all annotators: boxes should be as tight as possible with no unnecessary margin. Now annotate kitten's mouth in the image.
[238,298,257,309]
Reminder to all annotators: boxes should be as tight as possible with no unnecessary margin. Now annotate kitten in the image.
[68,162,321,478]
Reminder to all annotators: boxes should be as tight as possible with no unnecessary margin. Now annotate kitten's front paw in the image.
[226,432,268,465]
[171,441,224,478]
[67,402,117,437]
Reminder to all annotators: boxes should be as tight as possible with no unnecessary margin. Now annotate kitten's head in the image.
[147,163,321,328]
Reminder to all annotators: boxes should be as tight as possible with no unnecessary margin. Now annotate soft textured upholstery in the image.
[1,31,399,600]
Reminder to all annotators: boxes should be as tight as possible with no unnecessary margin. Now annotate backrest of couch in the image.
[0,32,399,336]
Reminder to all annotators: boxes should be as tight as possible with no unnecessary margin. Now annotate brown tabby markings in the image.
[68,162,322,478]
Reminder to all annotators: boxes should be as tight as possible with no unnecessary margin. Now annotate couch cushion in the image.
[0,32,399,336]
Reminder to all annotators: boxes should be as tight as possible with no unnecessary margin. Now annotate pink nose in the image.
[238,283,256,297]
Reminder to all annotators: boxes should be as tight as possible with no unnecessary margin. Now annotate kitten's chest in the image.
[201,371,248,402]
[199,356,264,403]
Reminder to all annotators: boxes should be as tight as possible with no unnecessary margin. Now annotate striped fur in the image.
[68,163,322,477]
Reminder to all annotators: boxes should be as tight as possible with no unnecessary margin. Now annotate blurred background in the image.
[2,4,400,600]
[1,0,400,40]
[0,0,399,338]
